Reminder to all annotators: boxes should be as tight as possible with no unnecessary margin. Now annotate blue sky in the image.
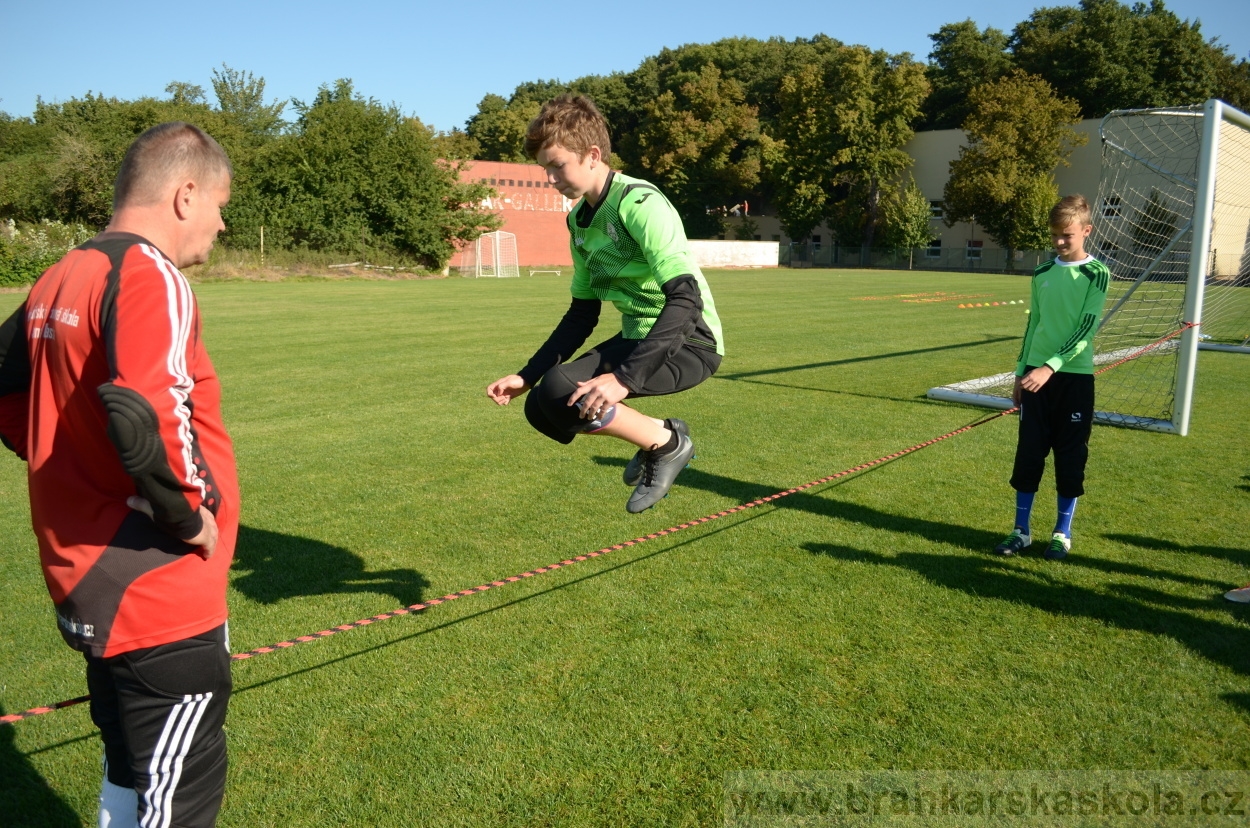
[2,0,1246,132]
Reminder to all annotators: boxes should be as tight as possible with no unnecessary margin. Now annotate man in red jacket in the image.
[0,122,238,828]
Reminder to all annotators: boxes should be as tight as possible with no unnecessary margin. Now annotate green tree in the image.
[630,65,761,238]
[0,113,55,221]
[881,178,934,268]
[761,63,835,245]
[942,71,1087,266]
[923,20,1014,129]
[210,64,286,142]
[1010,0,1220,117]
[1213,50,1250,111]
[764,47,928,250]
[28,91,219,226]
[827,46,929,250]
[429,126,481,161]
[249,80,498,267]
[465,94,543,162]
[164,82,207,106]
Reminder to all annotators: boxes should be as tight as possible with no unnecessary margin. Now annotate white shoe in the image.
[1225,585,1250,603]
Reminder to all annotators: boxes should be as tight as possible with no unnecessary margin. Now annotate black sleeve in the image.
[97,382,205,540]
[0,302,31,457]
[517,298,601,386]
[613,276,702,394]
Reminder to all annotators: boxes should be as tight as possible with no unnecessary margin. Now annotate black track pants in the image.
[524,334,720,444]
[1010,370,1095,498]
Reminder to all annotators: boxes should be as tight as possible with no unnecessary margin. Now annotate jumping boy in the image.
[486,95,723,513]
[995,194,1109,560]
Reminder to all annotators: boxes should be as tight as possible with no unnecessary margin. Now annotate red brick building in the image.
[450,160,574,269]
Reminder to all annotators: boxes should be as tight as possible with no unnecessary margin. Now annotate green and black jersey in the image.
[1016,255,1110,376]
[568,171,723,351]
[518,172,723,393]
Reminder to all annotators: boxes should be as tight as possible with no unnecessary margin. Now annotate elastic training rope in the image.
[1,322,1198,726]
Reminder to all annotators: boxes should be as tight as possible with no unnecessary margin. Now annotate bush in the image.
[0,219,92,286]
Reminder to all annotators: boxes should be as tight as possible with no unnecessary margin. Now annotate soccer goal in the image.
[459,231,520,278]
[928,99,1250,435]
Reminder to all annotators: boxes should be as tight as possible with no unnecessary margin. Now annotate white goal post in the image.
[928,99,1250,436]
[459,231,520,278]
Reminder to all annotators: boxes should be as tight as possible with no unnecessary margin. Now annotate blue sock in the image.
[1015,491,1035,534]
[1055,495,1078,538]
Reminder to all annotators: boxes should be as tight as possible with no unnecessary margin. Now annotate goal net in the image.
[928,99,1250,435]
[459,231,520,278]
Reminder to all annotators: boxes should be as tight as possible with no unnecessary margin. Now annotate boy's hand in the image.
[126,496,219,560]
[1020,365,1055,394]
[487,375,530,405]
[570,374,628,419]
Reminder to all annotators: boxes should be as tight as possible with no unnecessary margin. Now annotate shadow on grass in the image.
[593,458,1002,552]
[232,525,429,607]
[229,508,773,698]
[1104,534,1250,569]
[714,336,1016,381]
[1221,693,1250,715]
[805,541,1250,680]
[0,704,82,827]
[594,459,1250,683]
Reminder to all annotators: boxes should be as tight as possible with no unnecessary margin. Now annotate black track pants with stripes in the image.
[86,624,231,828]
[1010,370,1095,498]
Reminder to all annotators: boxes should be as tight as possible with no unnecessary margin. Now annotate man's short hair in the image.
[113,122,233,210]
[1050,194,1092,229]
[524,95,611,163]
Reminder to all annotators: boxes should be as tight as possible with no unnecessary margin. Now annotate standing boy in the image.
[486,95,724,513]
[995,194,1109,560]
[0,122,238,827]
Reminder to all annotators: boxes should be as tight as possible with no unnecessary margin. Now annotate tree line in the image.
[0,68,499,270]
[1,0,1247,268]
[462,0,1248,254]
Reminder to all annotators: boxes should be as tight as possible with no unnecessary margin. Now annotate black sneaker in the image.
[1044,533,1071,560]
[623,419,688,486]
[626,431,695,513]
[994,528,1032,556]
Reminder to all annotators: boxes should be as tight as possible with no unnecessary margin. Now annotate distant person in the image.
[995,194,1110,560]
[0,122,238,827]
[486,95,724,513]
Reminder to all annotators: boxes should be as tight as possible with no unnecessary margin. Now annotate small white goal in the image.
[460,231,520,278]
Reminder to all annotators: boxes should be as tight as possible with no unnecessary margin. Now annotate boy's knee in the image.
[524,366,589,444]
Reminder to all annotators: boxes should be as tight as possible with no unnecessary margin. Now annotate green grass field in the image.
[2,269,1248,826]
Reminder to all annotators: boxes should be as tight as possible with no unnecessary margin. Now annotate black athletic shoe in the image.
[994,528,1032,556]
[1044,533,1071,560]
[623,419,689,486]
[626,431,695,513]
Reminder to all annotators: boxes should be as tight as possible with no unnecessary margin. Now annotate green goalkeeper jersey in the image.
[567,172,723,354]
[1016,255,1110,376]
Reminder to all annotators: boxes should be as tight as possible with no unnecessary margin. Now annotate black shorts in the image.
[524,334,720,443]
[86,623,232,828]
[1010,370,1095,498]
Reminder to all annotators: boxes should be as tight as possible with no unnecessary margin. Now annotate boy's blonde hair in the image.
[1050,194,1093,229]
[524,95,611,163]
